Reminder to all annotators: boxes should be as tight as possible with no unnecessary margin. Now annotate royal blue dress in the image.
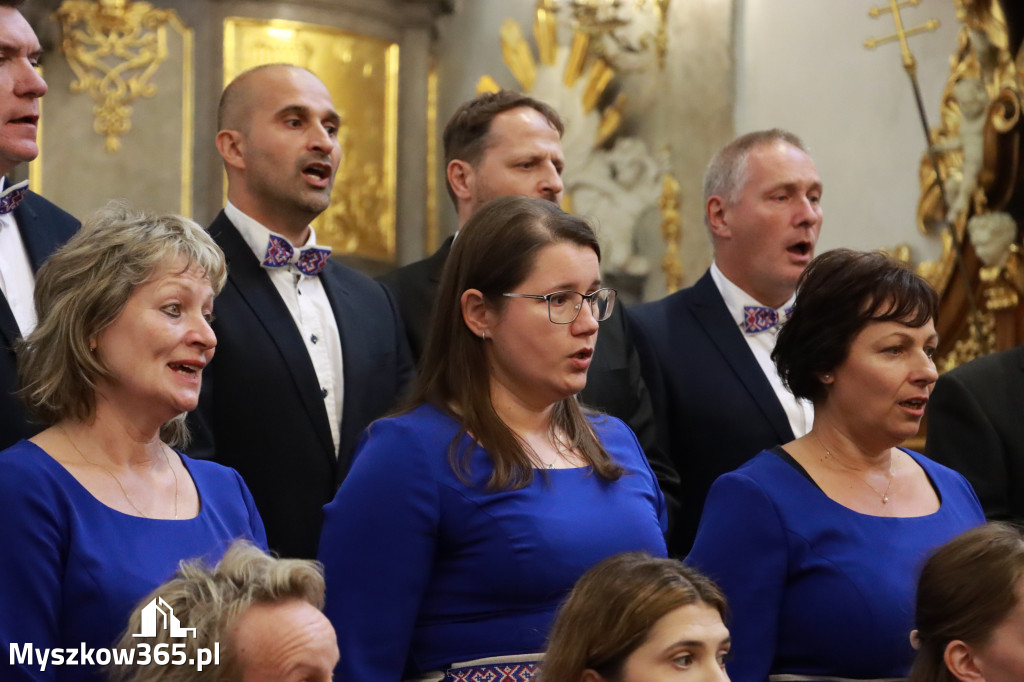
[0,440,268,682]
[687,447,984,682]
[318,403,668,682]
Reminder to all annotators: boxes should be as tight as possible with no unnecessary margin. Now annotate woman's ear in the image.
[944,639,986,681]
[581,670,607,682]
[460,288,490,339]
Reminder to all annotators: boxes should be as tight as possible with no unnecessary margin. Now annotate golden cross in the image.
[864,0,940,77]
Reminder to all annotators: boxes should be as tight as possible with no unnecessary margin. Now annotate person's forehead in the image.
[0,7,41,52]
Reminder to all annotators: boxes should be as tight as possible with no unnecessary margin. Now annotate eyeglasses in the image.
[502,288,617,324]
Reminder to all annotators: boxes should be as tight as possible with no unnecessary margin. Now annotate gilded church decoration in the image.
[901,0,1024,366]
[224,17,398,263]
[477,0,682,297]
[54,0,184,153]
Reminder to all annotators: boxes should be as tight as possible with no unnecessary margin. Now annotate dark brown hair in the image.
[542,552,728,682]
[773,248,938,404]
[909,523,1024,682]
[407,194,622,490]
[442,90,563,206]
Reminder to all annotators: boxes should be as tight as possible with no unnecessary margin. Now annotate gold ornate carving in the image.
[936,309,996,372]
[659,170,683,293]
[54,0,182,153]
[427,65,439,253]
[500,20,536,92]
[224,18,398,262]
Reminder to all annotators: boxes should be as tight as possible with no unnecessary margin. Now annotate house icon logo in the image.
[133,597,197,639]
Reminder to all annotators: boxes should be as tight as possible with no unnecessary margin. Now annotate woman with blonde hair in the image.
[543,552,730,682]
[0,203,266,682]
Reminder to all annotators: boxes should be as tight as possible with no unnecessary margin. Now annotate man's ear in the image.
[944,639,986,681]
[216,129,245,171]
[707,195,730,239]
[460,288,490,339]
[448,159,475,204]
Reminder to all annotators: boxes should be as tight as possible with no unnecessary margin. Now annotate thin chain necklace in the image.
[60,425,179,519]
[813,433,895,504]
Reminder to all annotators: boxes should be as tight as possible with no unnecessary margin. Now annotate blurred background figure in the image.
[0,204,266,682]
[910,522,1024,682]
[110,540,337,682]
[542,552,730,682]
[319,195,667,682]
[688,249,984,681]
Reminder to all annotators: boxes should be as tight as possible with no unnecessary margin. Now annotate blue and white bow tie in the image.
[261,233,332,276]
[0,180,29,215]
[743,305,794,334]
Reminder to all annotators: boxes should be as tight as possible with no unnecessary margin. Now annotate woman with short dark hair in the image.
[542,552,730,682]
[911,522,1024,682]
[687,249,984,681]
[318,195,667,682]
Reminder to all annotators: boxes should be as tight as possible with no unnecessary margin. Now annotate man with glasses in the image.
[380,90,679,522]
[628,129,822,556]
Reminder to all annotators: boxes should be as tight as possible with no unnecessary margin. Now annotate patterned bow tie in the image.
[261,233,332,276]
[0,180,29,215]
[743,305,794,334]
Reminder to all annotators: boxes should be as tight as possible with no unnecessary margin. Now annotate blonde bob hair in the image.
[109,540,326,682]
[17,201,226,447]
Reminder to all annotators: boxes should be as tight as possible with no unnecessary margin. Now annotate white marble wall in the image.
[735,0,961,266]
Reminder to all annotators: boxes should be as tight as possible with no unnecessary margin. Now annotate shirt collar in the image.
[710,261,796,330]
[225,201,320,263]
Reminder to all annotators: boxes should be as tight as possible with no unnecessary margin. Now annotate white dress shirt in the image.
[0,182,36,335]
[710,262,813,438]
[226,201,345,456]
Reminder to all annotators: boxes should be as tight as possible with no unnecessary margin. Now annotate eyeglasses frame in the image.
[501,287,617,324]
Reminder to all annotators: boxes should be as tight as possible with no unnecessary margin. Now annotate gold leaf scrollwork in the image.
[54,0,177,152]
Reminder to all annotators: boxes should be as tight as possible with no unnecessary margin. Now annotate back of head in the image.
[17,201,225,446]
[542,552,727,682]
[773,248,937,404]
[442,90,563,206]
[109,540,325,682]
[702,128,807,229]
[910,522,1024,682]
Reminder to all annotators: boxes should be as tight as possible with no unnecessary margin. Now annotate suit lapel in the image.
[210,213,336,458]
[689,271,794,441]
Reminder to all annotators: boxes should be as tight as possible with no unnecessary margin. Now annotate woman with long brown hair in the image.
[318,195,667,682]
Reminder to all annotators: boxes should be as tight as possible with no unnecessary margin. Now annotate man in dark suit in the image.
[379,91,680,521]
[189,64,413,559]
[0,0,79,450]
[926,345,1024,523]
[628,129,823,555]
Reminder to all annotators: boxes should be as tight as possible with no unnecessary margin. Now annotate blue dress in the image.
[318,403,668,682]
[0,440,268,682]
[687,447,985,682]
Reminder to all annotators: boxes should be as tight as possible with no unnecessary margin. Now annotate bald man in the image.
[187,64,413,559]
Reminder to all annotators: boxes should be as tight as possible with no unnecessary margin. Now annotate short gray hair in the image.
[702,129,808,228]
[17,201,226,447]
[109,541,326,682]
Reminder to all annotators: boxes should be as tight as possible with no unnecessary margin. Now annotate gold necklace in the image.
[60,426,179,519]
[813,433,895,504]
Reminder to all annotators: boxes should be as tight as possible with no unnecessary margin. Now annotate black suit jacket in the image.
[0,192,79,451]
[378,237,681,525]
[926,345,1024,523]
[188,212,414,558]
[628,269,795,555]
